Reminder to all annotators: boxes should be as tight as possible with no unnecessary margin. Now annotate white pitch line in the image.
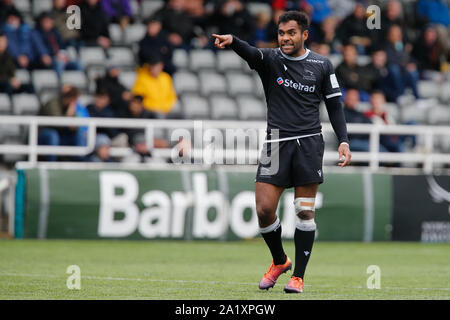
[1,272,449,292]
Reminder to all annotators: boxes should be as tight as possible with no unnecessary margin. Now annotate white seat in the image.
[107,47,136,67]
[38,89,59,105]
[199,71,227,96]
[236,95,266,120]
[253,74,265,98]
[418,80,440,99]
[0,94,11,114]
[32,0,52,16]
[319,101,329,123]
[14,0,31,13]
[15,69,30,84]
[32,70,59,93]
[427,105,450,125]
[181,94,210,119]
[217,50,243,72]
[190,50,216,71]
[12,93,40,115]
[61,71,88,90]
[226,72,254,97]
[440,81,450,102]
[80,47,106,67]
[109,24,123,44]
[210,96,239,120]
[79,95,94,107]
[385,102,400,123]
[173,49,189,69]
[400,105,428,124]
[141,0,164,18]
[118,71,137,90]
[247,2,272,16]
[124,24,146,44]
[329,54,343,68]
[173,71,200,94]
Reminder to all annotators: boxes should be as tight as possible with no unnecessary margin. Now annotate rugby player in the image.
[213,11,351,293]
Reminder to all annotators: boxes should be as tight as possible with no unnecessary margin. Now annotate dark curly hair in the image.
[278,11,310,32]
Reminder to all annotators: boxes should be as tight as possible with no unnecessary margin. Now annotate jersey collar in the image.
[279,48,310,61]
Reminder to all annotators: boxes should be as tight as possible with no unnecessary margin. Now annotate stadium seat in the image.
[0,94,12,115]
[329,54,343,68]
[141,0,164,19]
[356,55,371,66]
[173,71,200,95]
[427,105,450,125]
[15,69,30,85]
[12,93,40,115]
[31,70,59,93]
[418,80,440,99]
[226,72,255,97]
[181,94,210,119]
[385,102,400,123]
[124,24,146,45]
[61,71,88,91]
[440,81,450,103]
[130,0,140,18]
[0,124,21,138]
[438,135,450,153]
[247,2,272,16]
[1,137,26,163]
[189,50,216,71]
[173,49,189,70]
[199,71,227,96]
[80,47,106,68]
[14,0,31,13]
[32,0,52,17]
[236,95,266,120]
[109,24,123,45]
[118,71,137,90]
[107,47,136,67]
[319,101,329,123]
[38,89,58,105]
[217,50,244,72]
[210,95,239,120]
[400,105,428,124]
[86,65,107,92]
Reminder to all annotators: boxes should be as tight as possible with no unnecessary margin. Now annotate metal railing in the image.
[0,116,449,173]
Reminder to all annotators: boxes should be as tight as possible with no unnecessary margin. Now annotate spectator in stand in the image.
[132,54,177,116]
[80,0,111,49]
[0,32,34,95]
[342,89,374,152]
[184,0,210,48]
[336,1,372,54]
[364,91,405,153]
[264,9,284,46]
[86,88,119,139]
[383,24,421,103]
[327,0,355,22]
[299,0,332,43]
[95,64,132,117]
[50,0,81,49]
[253,10,273,48]
[335,43,372,101]
[0,0,22,25]
[364,48,400,103]
[89,133,116,162]
[153,0,196,48]
[212,0,255,44]
[309,16,340,53]
[412,24,448,81]
[38,85,89,161]
[1,11,52,70]
[36,12,82,77]
[138,16,175,75]
[100,0,133,29]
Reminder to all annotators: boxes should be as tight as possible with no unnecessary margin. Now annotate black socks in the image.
[293,228,315,278]
[260,219,287,265]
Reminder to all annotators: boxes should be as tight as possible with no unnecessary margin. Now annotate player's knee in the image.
[256,204,276,225]
[294,197,316,230]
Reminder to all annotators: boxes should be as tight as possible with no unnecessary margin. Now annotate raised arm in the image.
[212,34,266,70]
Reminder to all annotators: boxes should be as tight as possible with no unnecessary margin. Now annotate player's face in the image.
[278,20,308,57]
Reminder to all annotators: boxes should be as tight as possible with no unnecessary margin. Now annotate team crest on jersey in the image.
[303,69,316,81]
[277,77,284,85]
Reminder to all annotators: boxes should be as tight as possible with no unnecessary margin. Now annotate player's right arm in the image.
[212,34,266,70]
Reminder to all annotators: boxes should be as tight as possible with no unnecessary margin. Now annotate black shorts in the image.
[255,134,324,188]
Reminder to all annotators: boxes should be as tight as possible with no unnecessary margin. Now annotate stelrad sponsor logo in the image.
[276,76,316,93]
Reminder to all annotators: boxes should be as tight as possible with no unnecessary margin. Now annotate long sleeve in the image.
[229,35,267,71]
[325,96,349,144]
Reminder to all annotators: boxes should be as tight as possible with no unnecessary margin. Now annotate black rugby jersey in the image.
[230,36,348,143]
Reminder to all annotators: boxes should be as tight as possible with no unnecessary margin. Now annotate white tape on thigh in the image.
[296,218,317,231]
[294,197,316,214]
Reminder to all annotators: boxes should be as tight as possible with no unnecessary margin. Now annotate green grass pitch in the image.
[0,239,448,300]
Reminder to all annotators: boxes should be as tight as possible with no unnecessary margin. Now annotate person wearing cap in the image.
[89,133,116,162]
[132,54,177,115]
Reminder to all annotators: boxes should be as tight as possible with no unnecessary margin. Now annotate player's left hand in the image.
[337,142,351,167]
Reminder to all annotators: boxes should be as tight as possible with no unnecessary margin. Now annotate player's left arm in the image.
[322,59,351,167]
